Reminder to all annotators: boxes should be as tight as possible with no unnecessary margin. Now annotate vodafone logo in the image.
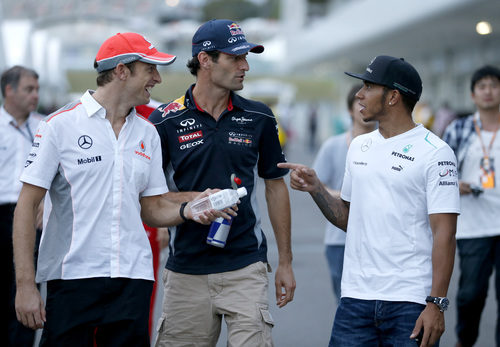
[178,131,203,143]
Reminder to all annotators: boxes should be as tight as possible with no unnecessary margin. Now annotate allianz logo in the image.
[77,156,102,165]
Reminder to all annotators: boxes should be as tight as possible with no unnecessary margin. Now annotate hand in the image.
[15,284,46,330]
[458,181,472,195]
[410,304,445,347]
[157,227,170,249]
[275,263,296,308]
[277,162,321,193]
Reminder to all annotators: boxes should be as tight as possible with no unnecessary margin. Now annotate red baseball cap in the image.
[95,32,176,72]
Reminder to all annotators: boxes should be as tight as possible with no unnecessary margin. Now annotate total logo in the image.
[178,131,203,143]
[180,139,204,151]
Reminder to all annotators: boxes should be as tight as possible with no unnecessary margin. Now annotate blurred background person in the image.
[432,101,457,138]
[312,83,376,304]
[0,65,43,347]
[442,65,500,347]
[308,102,319,152]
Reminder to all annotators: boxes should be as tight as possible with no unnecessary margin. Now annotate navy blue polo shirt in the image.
[149,85,289,274]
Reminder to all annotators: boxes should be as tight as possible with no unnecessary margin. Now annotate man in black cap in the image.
[279,55,459,347]
[149,19,295,346]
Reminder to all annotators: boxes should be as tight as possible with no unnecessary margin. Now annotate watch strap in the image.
[179,202,188,222]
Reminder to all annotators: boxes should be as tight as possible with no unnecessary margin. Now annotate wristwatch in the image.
[425,296,449,312]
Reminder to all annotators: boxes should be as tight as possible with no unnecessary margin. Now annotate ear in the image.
[197,52,211,70]
[387,89,400,106]
[4,84,15,97]
[114,63,130,81]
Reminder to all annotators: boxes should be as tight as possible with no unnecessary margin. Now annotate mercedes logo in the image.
[78,135,93,149]
[180,118,195,127]
[361,138,372,152]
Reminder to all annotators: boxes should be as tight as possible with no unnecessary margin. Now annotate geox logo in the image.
[77,156,102,165]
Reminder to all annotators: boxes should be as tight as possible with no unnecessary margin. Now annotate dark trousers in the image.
[1,203,36,347]
[456,236,500,347]
[40,277,153,347]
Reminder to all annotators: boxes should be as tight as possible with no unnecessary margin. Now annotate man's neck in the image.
[378,113,416,139]
[92,88,131,138]
[4,103,29,126]
[478,107,500,131]
[351,123,375,139]
[192,82,230,120]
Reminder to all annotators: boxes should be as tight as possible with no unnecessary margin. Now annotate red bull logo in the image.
[228,23,243,36]
[160,96,186,117]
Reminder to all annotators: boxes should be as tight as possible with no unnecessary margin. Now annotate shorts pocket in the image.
[258,305,275,327]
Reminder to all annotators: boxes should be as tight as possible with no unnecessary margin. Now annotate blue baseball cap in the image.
[345,55,422,101]
[192,19,264,57]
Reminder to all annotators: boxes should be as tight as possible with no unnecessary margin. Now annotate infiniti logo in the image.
[203,41,211,47]
[78,135,93,149]
[180,118,196,127]
[228,37,237,43]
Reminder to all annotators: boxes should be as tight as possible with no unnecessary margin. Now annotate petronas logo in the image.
[403,144,413,153]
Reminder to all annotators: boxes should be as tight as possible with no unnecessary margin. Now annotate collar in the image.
[0,105,34,127]
[0,105,14,126]
[185,84,236,113]
[80,90,107,119]
[81,90,136,120]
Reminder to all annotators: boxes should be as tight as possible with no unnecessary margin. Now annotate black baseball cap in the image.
[345,55,422,101]
[192,19,264,57]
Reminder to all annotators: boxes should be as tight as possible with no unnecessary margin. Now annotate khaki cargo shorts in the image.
[155,261,274,347]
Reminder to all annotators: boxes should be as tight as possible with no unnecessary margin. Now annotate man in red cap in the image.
[12,32,229,346]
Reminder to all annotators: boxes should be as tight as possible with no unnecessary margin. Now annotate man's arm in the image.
[140,190,236,227]
[13,183,47,330]
[264,178,296,308]
[277,162,350,231]
[411,212,457,347]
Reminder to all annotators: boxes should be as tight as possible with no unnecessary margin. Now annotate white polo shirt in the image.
[0,106,44,204]
[21,90,168,283]
[340,125,460,304]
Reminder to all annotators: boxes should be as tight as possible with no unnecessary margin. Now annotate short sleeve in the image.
[340,145,352,203]
[426,145,460,215]
[20,120,60,189]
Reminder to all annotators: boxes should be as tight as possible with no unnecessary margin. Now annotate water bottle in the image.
[206,216,233,247]
[190,187,247,216]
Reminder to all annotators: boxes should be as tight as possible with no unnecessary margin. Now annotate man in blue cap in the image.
[279,56,459,347]
[150,19,296,346]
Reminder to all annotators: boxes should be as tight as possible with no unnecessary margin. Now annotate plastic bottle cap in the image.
[236,187,247,198]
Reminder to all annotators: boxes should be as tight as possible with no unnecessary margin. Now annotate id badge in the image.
[480,157,495,189]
